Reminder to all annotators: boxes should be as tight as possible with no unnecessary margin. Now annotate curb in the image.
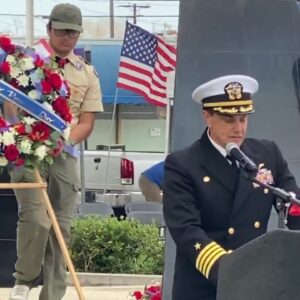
[66,272,162,286]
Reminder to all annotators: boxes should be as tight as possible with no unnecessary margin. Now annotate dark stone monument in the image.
[163,0,300,298]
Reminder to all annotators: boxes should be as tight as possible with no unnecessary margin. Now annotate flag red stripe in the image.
[152,77,166,89]
[157,46,176,68]
[120,59,167,85]
[119,60,152,77]
[156,60,173,73]
[157,36,177,55]
[118,73,167,97]
[153,67,167,82]
[119,60,167,89]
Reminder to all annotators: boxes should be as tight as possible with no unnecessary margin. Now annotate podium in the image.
[217,230,300,300]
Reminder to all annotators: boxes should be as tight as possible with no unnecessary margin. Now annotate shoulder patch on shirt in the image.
[74,61,84,71]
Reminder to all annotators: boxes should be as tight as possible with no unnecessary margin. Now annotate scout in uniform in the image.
[163,75,300,300]
[9,3,103,300]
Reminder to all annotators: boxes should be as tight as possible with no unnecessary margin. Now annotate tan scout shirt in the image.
[64,51,103,126]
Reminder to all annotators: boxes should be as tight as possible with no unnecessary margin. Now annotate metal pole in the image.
[79,142,86,204]
[133,3,137,24]
[110,0,114,38]
[26,0,34,47]
[164,99,171,154]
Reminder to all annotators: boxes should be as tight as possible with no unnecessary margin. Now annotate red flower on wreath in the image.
[53,96,70,114]
[14,123,26,135]
[29,122,51,142]
[4,144,19,161]
[15,157,25,167]
[0,61,10,75]
[34,55,44,68]
[0,117,7,128]
[0,36,16,54]
[41,79,53,94]
[48,72,62,90]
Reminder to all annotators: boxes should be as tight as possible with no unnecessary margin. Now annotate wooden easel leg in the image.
[34,169,85,300]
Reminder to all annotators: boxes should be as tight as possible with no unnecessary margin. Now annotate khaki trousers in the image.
[10,155,79,300]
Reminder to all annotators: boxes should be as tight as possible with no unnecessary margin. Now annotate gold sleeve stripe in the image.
[196,242,218,270]
[195,241,227,278]
[204,250,227,278]
[198,244,220,271]
[202,248,224,275]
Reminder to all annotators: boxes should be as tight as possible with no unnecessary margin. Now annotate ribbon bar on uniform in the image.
[0,80,67,133]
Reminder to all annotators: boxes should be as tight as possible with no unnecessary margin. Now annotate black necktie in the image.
[226,154,238,169]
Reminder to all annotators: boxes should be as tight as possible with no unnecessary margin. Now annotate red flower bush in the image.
[129,284,161,300]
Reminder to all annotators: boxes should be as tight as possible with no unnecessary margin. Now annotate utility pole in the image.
[26,0,34,46]
[118,3,150,24]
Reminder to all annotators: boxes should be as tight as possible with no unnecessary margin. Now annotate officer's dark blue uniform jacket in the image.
[163,129,300,300]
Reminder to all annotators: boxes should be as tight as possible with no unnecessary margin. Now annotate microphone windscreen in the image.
[225,143,238,154]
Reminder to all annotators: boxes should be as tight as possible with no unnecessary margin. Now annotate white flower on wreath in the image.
[34,145,48,161]
[21,57,35,71]
[5,54,16,65]
[10,66,22,78]
[42,101,55,113]
[2,130,16,146]
[63,126,71,141]
[0,157,8,166]
[28,89,41,100]
[20,138,32,154]
[23,116,36,126]
[253,163,274,188]
[17,73,30,87]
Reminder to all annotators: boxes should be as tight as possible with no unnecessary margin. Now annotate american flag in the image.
[117,22,177,106]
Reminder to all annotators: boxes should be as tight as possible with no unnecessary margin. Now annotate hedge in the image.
[70,216,165,274]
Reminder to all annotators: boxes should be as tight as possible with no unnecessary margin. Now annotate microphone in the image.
[225,143,258,174]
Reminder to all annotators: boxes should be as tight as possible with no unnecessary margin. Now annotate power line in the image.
[118,3,150,24]
[0,13,178,18]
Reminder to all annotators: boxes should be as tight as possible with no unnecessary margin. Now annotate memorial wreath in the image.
[0,36,71,172]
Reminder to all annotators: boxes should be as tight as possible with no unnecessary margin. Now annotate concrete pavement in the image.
[0,285,144,300]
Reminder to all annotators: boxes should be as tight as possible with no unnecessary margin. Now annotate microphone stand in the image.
[243,171,300,230]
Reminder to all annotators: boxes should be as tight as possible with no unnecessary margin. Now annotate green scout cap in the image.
[50,3,83,33]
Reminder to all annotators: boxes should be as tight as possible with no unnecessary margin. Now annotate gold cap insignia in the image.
[224,82,243,100]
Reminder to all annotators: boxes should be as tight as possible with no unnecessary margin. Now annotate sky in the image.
[0,0,179,39]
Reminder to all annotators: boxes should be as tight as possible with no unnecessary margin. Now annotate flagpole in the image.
[103,89,119,194]
[164,98,171,154]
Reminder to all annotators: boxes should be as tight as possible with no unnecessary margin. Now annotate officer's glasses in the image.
[53,29,80,39]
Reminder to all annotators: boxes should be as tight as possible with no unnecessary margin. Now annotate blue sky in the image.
[0,0,179,38]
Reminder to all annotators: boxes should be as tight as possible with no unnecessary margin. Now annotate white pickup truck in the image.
[79,145,166,207]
